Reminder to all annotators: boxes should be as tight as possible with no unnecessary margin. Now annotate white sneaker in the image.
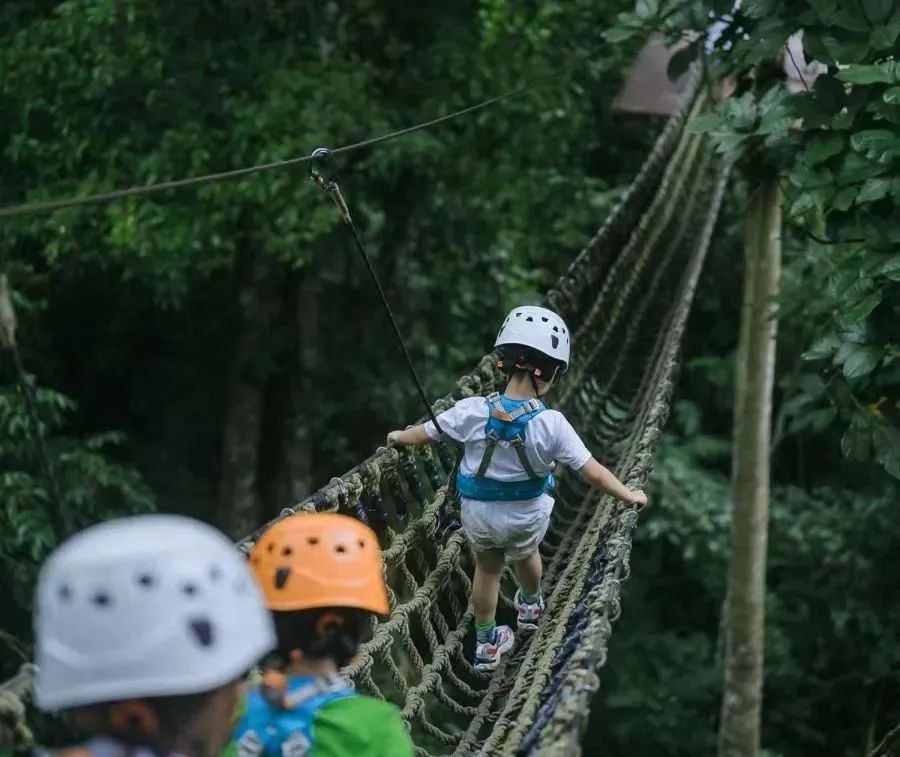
[474,625,515,670]
[515,591,544,632]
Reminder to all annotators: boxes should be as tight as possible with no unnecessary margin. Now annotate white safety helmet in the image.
[494,305,571,373]
[35,514,276,711]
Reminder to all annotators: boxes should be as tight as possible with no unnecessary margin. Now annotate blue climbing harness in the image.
[234,673,356,757]
[455,392,554,502]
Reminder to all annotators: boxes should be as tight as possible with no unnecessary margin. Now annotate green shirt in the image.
[310,696,413,757]
[224,693,413,757]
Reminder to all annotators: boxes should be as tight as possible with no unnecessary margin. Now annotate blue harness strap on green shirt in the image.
[229,675,413,757]
[233,674,353,757]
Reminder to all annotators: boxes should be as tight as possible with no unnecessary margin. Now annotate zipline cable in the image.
[307,148,443,435]
[0,83,532,220]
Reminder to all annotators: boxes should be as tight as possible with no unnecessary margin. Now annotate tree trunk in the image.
[218,254,279,537]
[282,276,317,504]
[219,380,263,537]
[718,177,782,757]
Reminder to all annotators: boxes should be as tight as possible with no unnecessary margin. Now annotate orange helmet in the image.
[250,513,389,615]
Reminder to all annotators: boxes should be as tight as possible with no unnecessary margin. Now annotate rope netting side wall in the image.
[0,69,729,757]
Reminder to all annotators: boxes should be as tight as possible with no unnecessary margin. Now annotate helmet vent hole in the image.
[182,582,198,597]
[553,326,559,333]
[307,537,319,546]
[58,584,72,601]
[137,573,156,589]
[92,591,111,608]
[267,543,275,553]
[189,619,214,648]
[515,312,522,317]
[275,567,291,589]
[358,539,365,549]
[335,544,347,554]
[541,316,549,322]
[281,546,293,557]
[209,566,222,582]
[526,316,533,322]
[551,335,559,349]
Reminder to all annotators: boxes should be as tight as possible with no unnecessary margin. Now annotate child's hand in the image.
[386,425,431,448]
[627,490,648,509]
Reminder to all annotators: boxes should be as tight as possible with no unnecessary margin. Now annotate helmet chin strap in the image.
[537,366,559,396]
[529,365,560,397]
[501,356,561,397]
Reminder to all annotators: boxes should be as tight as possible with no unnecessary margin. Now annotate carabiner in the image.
[308,147,338,191]
[307,147,352,225]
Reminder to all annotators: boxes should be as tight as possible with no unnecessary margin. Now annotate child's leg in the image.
[473,548,505,640]
[514,549,542,601]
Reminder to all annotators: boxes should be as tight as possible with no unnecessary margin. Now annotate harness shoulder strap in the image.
[276,676,355,757]
[475,394,547,482]
[283,674,351,710]
[475,431,498,479]
[474,395,503,480]
[489,397,544,423]
[511,437,541,480]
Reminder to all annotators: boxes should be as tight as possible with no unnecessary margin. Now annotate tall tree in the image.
[719,176,781,755]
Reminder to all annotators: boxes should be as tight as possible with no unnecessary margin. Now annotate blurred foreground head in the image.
[34,514,275,756]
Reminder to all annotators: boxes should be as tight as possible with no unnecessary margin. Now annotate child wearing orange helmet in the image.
[233,513,413,756]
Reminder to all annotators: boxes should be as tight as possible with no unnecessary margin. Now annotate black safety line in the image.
[308,148,444,435]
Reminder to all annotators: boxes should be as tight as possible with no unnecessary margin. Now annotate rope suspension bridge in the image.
[0,68,728,755]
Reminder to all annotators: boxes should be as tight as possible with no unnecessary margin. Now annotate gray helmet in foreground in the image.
[35,514,276,710]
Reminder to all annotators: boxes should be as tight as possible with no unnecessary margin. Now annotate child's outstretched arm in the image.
[387,424,432,447]
[579,457,648,509]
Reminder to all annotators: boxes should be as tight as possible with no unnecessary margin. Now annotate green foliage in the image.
[0,0,651,522]
[781,236,900,480]
[605,0,900,478]
[688,86,795,159]
[0,372,153,676]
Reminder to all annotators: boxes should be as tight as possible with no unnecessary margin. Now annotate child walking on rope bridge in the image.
[33,514,276,757]
[388,305,647,670]
[233,512,414,757]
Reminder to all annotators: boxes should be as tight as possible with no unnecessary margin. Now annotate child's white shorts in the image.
[459,494,553,560]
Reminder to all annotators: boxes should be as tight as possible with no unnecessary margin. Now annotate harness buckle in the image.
[491,407,516,423]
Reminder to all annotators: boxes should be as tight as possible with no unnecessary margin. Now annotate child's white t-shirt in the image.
[424,396,592,493]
